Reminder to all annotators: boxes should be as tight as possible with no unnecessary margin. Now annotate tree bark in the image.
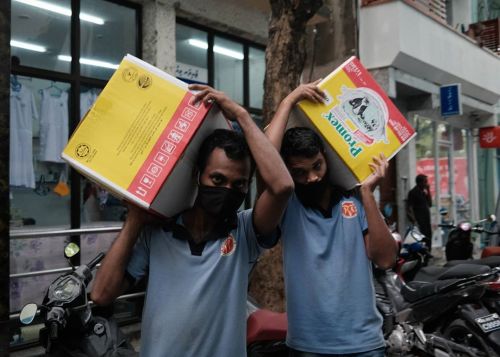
[249,0,323,313]
[262,0,324,126]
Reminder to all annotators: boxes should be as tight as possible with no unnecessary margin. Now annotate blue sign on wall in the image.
[440,84,462,117]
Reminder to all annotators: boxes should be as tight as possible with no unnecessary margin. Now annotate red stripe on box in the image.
[343,57,414,144]
[127,93,210,204]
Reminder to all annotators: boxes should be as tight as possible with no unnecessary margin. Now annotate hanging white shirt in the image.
[10,84,38,188]
[39,88,69,163]
[80,90,99,120]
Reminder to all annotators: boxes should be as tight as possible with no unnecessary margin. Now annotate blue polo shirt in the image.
[282,193,384,354]
[126,209,263,357]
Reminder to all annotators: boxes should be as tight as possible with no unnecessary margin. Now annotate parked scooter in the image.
[19,243,137,357]
[246,298,288,356]
[442,215,498,261]
[375,264,500,356]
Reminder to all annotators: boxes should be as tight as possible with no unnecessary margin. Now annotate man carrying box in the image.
[265,81,398,357]
[91,85,294,357]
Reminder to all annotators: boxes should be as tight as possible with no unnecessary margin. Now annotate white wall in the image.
[359,1,500,105]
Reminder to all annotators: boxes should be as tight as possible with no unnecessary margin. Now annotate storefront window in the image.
[176,24,208,84]
[249,47,265,109]
[11,0,71,73]
[214,36,244,104]
[9,1,141,325]
[80,0,137,80]
[10,76,71,228]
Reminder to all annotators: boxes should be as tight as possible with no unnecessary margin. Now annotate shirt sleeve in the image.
[125,226,152,283]
[238,209,280,264]
[30,91,39,120]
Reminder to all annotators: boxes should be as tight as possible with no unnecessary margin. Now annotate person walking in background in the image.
[407,174,433,251]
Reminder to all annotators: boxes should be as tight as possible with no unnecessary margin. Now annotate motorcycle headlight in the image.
[49,276,81,302]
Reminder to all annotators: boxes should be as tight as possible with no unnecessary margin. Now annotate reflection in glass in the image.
[80,0,137,80]
[438,145,453,221]
[437,123,450,142]
[415,117,435,204]
[453,129,469,221]
[10,76,71,228]
[176,24,208,84]
[249,47,265,109]
[11,0,71,73]
[214,36,243,104]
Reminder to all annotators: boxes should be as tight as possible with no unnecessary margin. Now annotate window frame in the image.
[10,0,142,240]
[176,18,266,116]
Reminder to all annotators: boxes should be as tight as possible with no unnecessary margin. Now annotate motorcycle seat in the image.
[414,264,490,282]
[246,309,287,345]
[444,256,500,268]
[401,279,458,303]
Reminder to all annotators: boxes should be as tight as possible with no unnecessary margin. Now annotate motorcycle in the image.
[19,243,137,357]
[442,215,498,261]
[375,263,500,356]
[246,297,288,356]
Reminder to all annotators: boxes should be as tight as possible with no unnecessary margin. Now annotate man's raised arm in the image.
[189,84,294,236]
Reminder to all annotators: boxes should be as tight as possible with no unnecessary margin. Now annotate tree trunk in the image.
[248,0,323,313]
[262,0,324,126]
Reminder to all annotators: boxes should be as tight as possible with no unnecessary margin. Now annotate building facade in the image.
[6,0,500,351]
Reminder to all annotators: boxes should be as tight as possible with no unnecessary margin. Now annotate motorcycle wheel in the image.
[443,319,498,357]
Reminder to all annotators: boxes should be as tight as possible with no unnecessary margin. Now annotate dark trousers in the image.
[289,346,386,357]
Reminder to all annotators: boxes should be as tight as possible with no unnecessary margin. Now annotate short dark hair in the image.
[281,127,324,162]
[416,174,428,185]
[197,129,253,174]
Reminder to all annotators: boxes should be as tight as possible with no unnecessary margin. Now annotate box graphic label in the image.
[127,93,209,202]
[299,57,415,182]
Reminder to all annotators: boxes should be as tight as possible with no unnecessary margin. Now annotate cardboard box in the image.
[63,54,230,217]
[295,56,416,189]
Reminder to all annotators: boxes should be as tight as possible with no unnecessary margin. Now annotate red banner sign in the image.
[416,157,468,201]
[479,127,500,148]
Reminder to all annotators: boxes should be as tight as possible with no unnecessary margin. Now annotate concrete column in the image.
[142,0,177,76]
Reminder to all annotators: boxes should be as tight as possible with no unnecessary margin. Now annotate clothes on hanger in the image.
[80,88,99,119]
[39,81,64,98]
[39,87,69,163]
[10,81,38,188]
[10,75,22,92]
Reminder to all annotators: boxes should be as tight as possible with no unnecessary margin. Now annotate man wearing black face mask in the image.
[265,81,397,357]
[92,86,294,357]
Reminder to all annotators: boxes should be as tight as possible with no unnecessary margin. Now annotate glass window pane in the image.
[249,47,265,109]
[415,117,435,202]
[453,128,469,221]
[11,0,71,73]
[176,24,208,84]
[214,36,243,104]
[80,0,137,80]
[10,76,71,229]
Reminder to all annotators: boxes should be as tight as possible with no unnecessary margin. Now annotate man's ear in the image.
[192,167,200,184]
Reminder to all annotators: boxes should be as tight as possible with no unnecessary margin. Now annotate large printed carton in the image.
[296,56,416,189]
[63,54,230,217]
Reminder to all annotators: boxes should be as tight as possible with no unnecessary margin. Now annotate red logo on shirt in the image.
[221,235,237,256]
[342,201,358,218]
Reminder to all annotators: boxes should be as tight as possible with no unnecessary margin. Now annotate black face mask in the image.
[197,185,246,219]
[295,179,328,207]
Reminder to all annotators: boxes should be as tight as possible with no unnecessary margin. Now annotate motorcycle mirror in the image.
[19,303,38,325]
[64,242,80,259]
